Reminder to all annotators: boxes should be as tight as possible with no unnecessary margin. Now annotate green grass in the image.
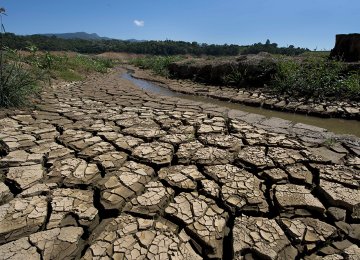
[322,138,337,148]
[53,69,83,82]
[51,54,114,74]
[24,53,115,80]
[0,49,115,108]
[130,55,184,77]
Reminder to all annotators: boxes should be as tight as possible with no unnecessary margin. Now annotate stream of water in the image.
[122,73,360,137]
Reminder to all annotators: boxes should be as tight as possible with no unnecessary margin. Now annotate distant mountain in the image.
[40,32,145,42]
[42,32,112,40]
[126,39,144,42]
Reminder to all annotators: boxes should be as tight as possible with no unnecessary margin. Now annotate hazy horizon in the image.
[2,0,359,50]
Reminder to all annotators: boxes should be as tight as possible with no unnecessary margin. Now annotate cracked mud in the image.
[0,67,359,259]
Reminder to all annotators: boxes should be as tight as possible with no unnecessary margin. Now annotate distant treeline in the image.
[3,33,310,56]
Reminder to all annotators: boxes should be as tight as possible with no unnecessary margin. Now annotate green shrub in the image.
[271,57,360,100]
[340,72,360,99]
[130,56,183,77]
[222,65,248,87]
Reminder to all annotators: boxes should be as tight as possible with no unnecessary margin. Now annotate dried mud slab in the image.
[124,181,174,217]
[48,158,101,186]
[233,216,298,260]
[0,237,41,259]
[30,142,74,164]
[0,150,43,167]
[285,164,313,185]
[0,133,36,152]
[165,192,229,258]
[29,227,84,259]
[204,164,268,213]
[93,151,128,172]
[159,133,195,145]
[236,146,274,169]
[176,141,204,164]
[267,147,306,165]
[198,124,226,134]
[259,168,288,183]
[19,183,58,198]
[192,146,234,165]
[98,161,155,210]
[198,133,243,151]
[312,164,360,188]
[78,141,115,160]
[274,184,326,215]
[122,125,167,140]
[6,164,44,190]
[82,214,202,259]
[0,196,48,243]
[318,179,360,218]
[48,189,98,229]
[158,165,205,190]
[279,218,337,252]
[132,142,174,166]
[99,131,145,152]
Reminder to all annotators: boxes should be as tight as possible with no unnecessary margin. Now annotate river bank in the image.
[130,63,360,120]
[123,70,360,137]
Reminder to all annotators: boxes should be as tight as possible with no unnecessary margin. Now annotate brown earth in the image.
[330,33,360,62]
[0,67,359,259]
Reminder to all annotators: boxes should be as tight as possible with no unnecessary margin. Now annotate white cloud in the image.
[134,20,145,27]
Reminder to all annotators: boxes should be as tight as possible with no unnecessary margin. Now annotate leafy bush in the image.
[340,72,360,98]
[130,56,183,77]
[222,65,248,87]
[271,57,360,100]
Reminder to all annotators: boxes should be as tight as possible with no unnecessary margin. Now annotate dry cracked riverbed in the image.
[0,67,360,260]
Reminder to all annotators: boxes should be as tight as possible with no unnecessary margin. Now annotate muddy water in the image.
[122,73,360,137]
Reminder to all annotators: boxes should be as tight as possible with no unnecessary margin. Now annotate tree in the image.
[265,39,271,45]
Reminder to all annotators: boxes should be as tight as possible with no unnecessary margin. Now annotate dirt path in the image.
[0,67,359,259]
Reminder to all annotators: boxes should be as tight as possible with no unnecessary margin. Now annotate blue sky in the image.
[1,0,359,50]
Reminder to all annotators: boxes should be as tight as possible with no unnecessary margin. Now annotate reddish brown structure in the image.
[330,33,360,62]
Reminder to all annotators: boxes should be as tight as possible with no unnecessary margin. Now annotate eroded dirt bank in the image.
[132,63,360,120]
[0,67,359,259]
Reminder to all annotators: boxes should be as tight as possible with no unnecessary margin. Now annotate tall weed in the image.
[0,49,39,107]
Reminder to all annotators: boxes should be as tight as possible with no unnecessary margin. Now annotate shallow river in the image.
[122,73,360,137]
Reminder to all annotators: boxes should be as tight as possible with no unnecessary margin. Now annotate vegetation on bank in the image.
[130,54,360,101]
[0,48,114,107]
[3,33,310,56]
[272,57,360,100]
[130,56,183,77]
